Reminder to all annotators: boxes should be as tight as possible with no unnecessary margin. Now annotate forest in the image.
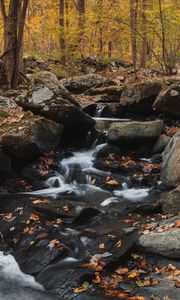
[0,1,180,300]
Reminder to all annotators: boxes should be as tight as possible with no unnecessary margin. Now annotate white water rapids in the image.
[25,142,150,204]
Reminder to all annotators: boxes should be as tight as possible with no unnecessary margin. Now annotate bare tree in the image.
[77,0,85,57]
[130,0,138,75]
[140,0,147,68]
[0,0,29,88]
[59,0,66,65]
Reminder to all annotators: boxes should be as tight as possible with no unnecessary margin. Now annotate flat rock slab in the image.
[137,216,180,258]
[108,120,163,145]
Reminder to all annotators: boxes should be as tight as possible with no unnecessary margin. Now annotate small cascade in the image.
[94,104,106,117]
[0,252,43,290]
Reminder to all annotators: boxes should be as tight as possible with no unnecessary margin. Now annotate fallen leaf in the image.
[117,292,129,298]
[93,272,101,284]
[30,213,39,222]
[99,243,105,249]
[116,240,122,247]
[128,271,138,279]
[63,205,70,212]
[91,178,96,185]
[128,297,145,300]
[174,220,180,228]
[48,239,60,249]
[175,280,180,288]
[106,179,119,186]
[74,282,89,293]
[115,267,129,275]
[32,199,50,204]
[4,212,13,219]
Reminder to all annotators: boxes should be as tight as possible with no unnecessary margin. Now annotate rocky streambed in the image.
[0,70,180,300]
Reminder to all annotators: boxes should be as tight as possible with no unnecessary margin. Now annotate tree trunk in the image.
[0,0,29,88]
[130,0,138,75]
[77,0,85,57]
[59,0,66,65]
[140,0,147,68]
[108,41,112,58]
[158,0,168,74]
[97,0,103,57]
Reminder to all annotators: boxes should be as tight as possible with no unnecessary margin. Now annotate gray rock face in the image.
[28,71,60,89]
[161,185,180,214]
[108,120,164,145]
[59,73,105,94]
[137,217,180,258]
[154,83,180,117]
[1,116,63,160]
[31,87,54,104]
[153,134,171,154]
[16,84,94,146]
[120,81,162,114]
[161,132,180,187]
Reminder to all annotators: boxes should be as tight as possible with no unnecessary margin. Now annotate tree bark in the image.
[140,0,147,68]
[0,0,29,88]
[130,0,138,75]
[77,0,85,57]
[59,0,66,65]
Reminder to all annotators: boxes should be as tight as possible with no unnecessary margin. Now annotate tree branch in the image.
[109,16,166,74]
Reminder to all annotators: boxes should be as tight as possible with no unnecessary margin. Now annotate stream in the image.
[0,114,175,300]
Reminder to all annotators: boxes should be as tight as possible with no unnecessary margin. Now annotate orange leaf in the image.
[30,213,39,221]
[106,179,119,186]
[115,267,129,275]
[174,220,180,228]
[32,199,50,204]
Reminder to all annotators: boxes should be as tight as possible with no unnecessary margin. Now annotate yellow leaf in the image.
[91,178,96,185]
[74,282,89,293]
[128,271,138,278]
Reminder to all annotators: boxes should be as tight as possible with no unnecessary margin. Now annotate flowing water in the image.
[24,139,151,205]
[0,116,153,299]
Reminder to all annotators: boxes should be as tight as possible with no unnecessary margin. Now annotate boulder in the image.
[16,84,95,146]
[161,185,180,214]
[87,85,123,97]
[161,132,180,187]
[153,83,180,117]
[108,120,164,146]
[153,134,171,154]
[94,143,121,158]
[1,116,63,160]
[137,217,180,258]
[120,81,162,114]
[59,74,106,94]
[27,71,79,107]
